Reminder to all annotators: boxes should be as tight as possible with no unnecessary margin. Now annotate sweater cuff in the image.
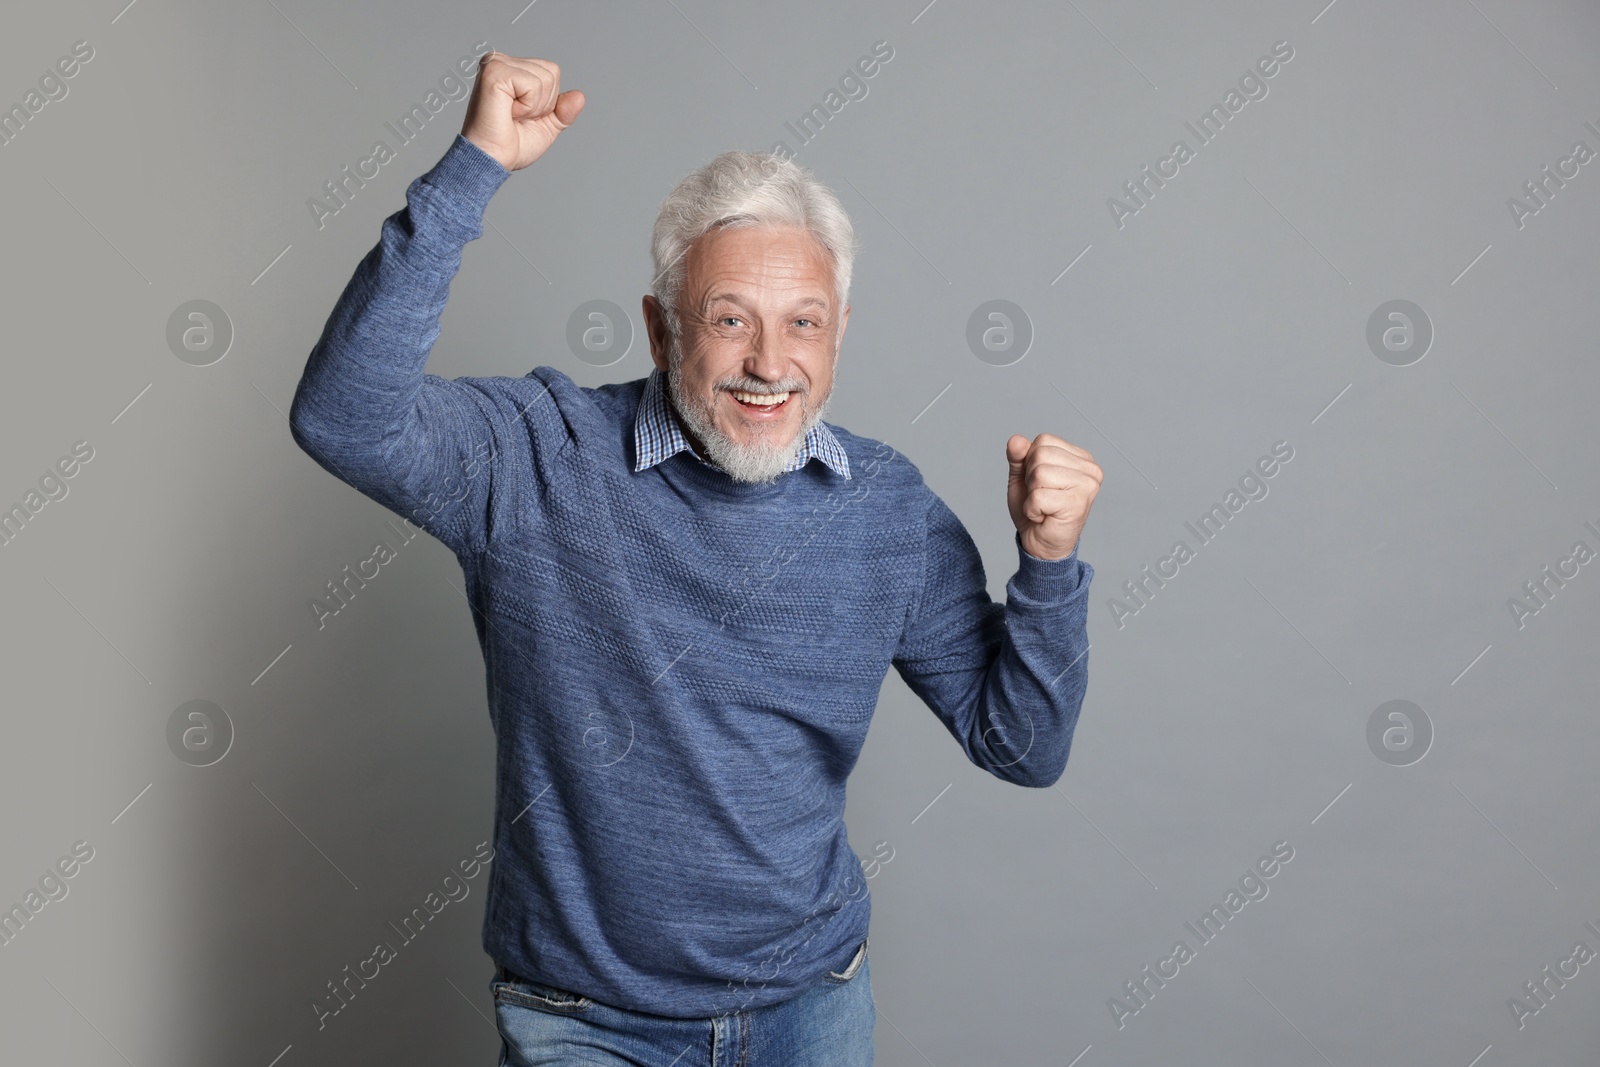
[419,134,512,219]
[1009,529,1086,603]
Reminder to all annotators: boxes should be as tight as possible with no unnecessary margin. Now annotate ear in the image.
[642,294,671,373]
[836,303,850,358]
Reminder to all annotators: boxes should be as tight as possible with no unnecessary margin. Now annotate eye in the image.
[718,316,742,327]
[795,318,816,328]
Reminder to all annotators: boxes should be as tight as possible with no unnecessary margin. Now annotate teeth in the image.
[730,389,789,406]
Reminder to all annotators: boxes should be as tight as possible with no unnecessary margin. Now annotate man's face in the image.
[646,223,849,484]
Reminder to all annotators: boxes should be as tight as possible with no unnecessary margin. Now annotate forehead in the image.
[684,223,835,305]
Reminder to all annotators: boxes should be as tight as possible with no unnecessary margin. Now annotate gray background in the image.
[1,0,1596,1063]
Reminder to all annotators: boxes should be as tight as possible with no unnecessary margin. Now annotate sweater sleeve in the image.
[890,490,1094,788]
[288,134,516,555]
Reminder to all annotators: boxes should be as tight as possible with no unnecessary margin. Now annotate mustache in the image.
[715,378,808,396]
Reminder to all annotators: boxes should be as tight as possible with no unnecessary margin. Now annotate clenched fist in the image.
[461,53,584,172]
[1006,433,1102,561]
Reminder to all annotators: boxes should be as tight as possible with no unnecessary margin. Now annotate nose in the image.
[743,328,786,382]
[742,320,804,391]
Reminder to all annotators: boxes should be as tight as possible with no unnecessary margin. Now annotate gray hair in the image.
[650,151,861,349]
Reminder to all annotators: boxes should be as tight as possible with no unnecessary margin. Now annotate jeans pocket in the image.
[491,964,594,1014]
[823,938,869,984]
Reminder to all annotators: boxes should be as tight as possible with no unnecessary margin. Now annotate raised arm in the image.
[287,54,584,552]
[891,491,1095,788]
[892,434,1101,787]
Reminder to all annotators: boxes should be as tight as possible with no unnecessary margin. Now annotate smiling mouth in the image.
[727,388,793,413]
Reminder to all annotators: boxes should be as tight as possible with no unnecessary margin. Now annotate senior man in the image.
[289,53,1100,1066]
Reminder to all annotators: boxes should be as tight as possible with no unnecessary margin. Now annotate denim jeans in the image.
[490,938,873,1066]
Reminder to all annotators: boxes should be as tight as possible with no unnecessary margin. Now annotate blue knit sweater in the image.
[288,134,1095,1018]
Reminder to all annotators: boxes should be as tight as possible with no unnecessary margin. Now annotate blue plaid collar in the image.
[632,367,851,480]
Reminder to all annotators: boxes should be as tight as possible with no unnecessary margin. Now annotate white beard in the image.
[664,347,835,485]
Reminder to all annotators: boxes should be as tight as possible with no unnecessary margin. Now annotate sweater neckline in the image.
[665,449,798,499]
